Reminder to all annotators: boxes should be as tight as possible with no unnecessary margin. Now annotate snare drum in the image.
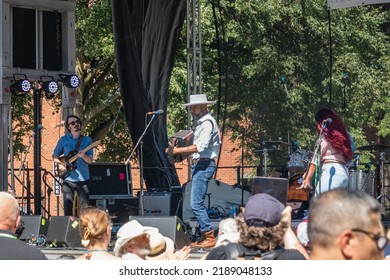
[288,172,310,201]
[348,169,375,195]
[287,150,313,173]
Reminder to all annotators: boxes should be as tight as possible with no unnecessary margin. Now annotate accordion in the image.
[168,130,194,163]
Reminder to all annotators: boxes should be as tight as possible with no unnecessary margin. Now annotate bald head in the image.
[0,192,20,231]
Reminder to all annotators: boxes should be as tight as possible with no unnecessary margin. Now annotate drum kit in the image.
[257,139,390,212]
[256,139,313,203]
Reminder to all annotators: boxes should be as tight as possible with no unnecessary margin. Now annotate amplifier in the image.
[140,191,182,218]
[90,197,139,225]
[89,162,132,199]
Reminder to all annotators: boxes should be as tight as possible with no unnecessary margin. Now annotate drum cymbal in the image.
[357,144,390,151]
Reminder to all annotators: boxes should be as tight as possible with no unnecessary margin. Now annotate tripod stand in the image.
[376,152,390,208]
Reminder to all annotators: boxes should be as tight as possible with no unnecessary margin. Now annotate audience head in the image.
[215,218,240,246]
[235,193,289,251]
[0,192,21,233]
[113,220,153,259]
[146,229,175,260]
[308,188,386,260]
[79,207,112,249]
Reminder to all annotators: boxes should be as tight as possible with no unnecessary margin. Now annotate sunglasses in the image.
[352,228,388,250]
[68,120,80,126]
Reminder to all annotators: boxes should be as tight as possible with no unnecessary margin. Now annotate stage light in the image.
[39,76,59,98]
[11,74,31,96]
[59,74,80,88]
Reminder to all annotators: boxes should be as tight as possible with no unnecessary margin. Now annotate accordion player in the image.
[167,130,194,164]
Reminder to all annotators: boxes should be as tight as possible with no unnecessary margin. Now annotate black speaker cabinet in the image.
[128,216,190,249]
[20,215,49,241]
[90,197,139,224]
[46,216,82,248]
[140,191,182,218]
[251,176,288,206]
[89,163,132,199]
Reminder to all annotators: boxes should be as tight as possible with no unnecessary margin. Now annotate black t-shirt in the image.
[205,243,306,260]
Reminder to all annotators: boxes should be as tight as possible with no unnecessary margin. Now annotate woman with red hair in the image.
[301,108,354,195]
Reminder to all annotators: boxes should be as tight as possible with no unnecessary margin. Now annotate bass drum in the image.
[288,172,310,201]
[348,170,375,196]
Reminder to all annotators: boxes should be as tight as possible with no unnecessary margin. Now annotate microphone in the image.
[322,118,332,126]
[146,109,164,115]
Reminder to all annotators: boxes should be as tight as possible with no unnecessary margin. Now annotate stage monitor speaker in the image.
[20,215,49,241]
[89,162,132,199]
[128,216,190,249]
[90,197,139,225]
[46,216,82,248]
[182,179,251,224]
[251,176,288,206]
[141,191,182,218]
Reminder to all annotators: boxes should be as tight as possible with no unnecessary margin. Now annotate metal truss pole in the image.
[186,0,202,180]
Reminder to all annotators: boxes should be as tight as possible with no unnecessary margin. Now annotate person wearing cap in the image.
[205,193,307,260]
[167,94,221,248]
[113,220,153,260]
[308,188,387,260]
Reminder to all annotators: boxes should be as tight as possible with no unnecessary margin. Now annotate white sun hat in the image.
[183,94,216,106]
[113,220,155,257]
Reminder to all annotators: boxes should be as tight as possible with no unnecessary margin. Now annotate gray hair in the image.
[308,188,381,248]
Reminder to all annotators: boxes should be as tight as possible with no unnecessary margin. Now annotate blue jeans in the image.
[190,159,217,232]
[315,163,348,196]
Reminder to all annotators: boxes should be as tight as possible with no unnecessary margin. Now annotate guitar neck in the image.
[67,141,100,164]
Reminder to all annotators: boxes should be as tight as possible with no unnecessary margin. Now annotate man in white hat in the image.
[113,220,153,260]
[167,94,221,248]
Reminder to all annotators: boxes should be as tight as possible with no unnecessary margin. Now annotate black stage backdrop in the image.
[112,0,186,189]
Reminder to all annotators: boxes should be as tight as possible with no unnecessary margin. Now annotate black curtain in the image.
[112,0,186,189]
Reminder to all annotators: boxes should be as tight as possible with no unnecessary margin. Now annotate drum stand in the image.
[263,148,269,176]
[376,152,390,208]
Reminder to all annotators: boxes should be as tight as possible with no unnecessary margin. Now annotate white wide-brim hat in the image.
[183,94,216,106]
[113,220,155,257]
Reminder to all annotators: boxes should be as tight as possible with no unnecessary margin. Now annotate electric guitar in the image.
[57,140,101,178]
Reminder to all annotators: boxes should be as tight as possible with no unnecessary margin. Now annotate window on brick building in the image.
[12,7,62,71]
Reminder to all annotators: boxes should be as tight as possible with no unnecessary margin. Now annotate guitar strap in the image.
[75,135,84,152]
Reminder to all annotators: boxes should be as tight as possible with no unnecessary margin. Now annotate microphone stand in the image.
[125,114,157,216]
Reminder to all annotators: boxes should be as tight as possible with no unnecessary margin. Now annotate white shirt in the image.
[192,113,221,160]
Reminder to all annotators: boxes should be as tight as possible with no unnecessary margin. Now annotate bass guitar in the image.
[58,140,101,178]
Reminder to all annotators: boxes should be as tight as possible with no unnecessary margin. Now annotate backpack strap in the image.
[224,242,244,260]
[225,243,285,260]
[260,247,285,260]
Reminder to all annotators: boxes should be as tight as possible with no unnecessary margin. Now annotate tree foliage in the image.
[10,0,390,170]
[170,0,390,167]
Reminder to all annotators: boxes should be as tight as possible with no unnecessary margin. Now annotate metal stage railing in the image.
[8,167,59,219]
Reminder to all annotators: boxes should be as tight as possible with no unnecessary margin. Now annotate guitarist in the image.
[52,115,94,216]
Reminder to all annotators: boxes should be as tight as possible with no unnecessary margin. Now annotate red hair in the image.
[315,108,353,161]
